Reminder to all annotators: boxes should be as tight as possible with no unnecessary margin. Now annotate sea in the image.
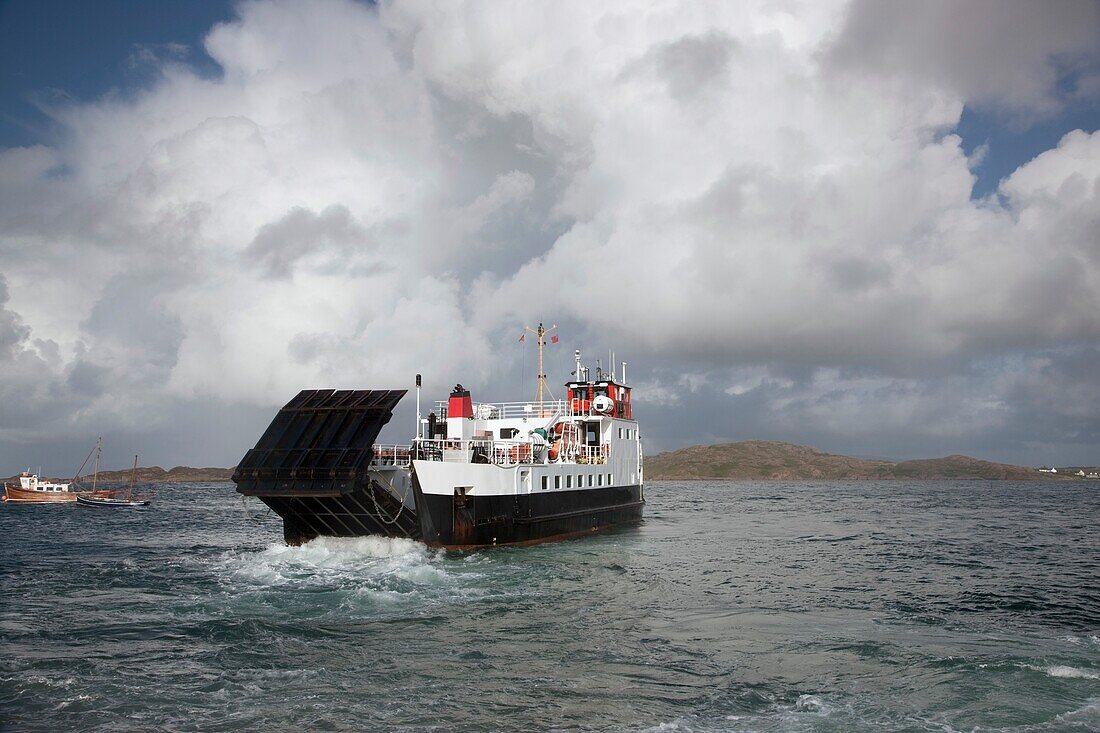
[1,480,1098,732]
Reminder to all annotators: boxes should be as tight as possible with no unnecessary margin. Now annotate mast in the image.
[523,322,557,413]
[127,455,138,501]
[91,436,102,494]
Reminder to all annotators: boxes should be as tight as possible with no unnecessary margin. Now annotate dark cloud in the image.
[827,0,1100,113]
[654,31,737,104]
[244,204,368,279]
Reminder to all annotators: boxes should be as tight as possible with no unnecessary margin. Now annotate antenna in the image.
[415,373,422,439]
[522,322,557,413]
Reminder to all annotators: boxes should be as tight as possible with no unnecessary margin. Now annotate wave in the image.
[1044,665,1100,680]
[223,535,442,586]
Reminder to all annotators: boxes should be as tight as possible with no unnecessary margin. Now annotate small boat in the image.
[2,437,106,504]
[2,472,81,503]
[77,454,151,508]
[77,495,150,507]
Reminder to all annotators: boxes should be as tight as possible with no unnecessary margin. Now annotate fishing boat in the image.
[2,438,104,504]
[232,325,644,548]
[77,454,151,508]
[2,472,81,503]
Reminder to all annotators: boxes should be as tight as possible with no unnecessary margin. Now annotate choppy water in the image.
[2,480,1099,732]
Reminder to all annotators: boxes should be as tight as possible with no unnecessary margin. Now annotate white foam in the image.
[1045,665,1100,680]
[221,535,444,591]
[1053,697,1100,725]
[794,694,827,713]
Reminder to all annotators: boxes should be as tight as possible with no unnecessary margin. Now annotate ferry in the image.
[233,328,644,548]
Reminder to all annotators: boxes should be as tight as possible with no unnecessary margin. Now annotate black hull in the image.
[260,483,421,546]
[413,481,644,548]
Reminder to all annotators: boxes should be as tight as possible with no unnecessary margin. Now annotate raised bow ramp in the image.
[232,389,419,545]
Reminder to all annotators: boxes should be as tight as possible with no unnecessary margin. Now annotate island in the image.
[643,441,1089,481]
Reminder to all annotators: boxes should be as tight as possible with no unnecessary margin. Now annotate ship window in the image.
[597,474,603,486]
[576,474,582,488]
[500,427,519,439]
[554,475,561,489]
[607,473,613,485]
[587,474,593,487]
[541,476,548,490]
[566,475,572,488]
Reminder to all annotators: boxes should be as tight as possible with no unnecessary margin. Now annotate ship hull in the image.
[2,484,81,503]
[413,480,644,548]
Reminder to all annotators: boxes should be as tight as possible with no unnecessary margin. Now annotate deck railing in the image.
[370,444,412,468]
[434,400,567,421]
[407,437,609,467]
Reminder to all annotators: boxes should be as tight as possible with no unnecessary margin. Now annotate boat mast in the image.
[127,455,138,501]
[91,437,102,494]
[523,322,557,414]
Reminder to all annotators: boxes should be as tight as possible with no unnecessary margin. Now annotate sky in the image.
[1,0,1099,474]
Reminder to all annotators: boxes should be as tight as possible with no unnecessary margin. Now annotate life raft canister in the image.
[591,395,614,414]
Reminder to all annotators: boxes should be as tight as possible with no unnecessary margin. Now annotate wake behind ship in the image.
[232,344,644,549]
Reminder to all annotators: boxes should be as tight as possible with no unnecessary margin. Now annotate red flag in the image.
[518,333,525,342]
[550,335,559,344]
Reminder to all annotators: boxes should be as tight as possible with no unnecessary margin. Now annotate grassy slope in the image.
[645,441,1053,480]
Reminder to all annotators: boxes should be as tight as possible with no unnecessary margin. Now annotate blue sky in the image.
[0,1,231,146]
[1,0,1098,472]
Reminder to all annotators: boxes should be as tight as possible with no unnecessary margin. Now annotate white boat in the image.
[2,472,81,503]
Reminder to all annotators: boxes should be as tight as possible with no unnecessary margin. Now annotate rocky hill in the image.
[5,466,235,485]
[77,466,236,484]
[644,441,1053,480]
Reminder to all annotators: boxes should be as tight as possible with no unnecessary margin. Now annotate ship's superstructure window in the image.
[588,475,593,487]
[576,474,582,488]
[500,427,519,439]
[607,473,613,485]
[554,475,561,489]
[597,474,603,486]
[542,476,548,490]
[566,475,572,488]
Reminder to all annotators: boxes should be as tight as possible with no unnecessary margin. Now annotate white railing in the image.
[434,400,567,421]
[371,444,412,468]
[410,437,609,467]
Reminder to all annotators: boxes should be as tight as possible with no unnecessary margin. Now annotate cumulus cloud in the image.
[827,0,1100,114]
[1,0,1098,470]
